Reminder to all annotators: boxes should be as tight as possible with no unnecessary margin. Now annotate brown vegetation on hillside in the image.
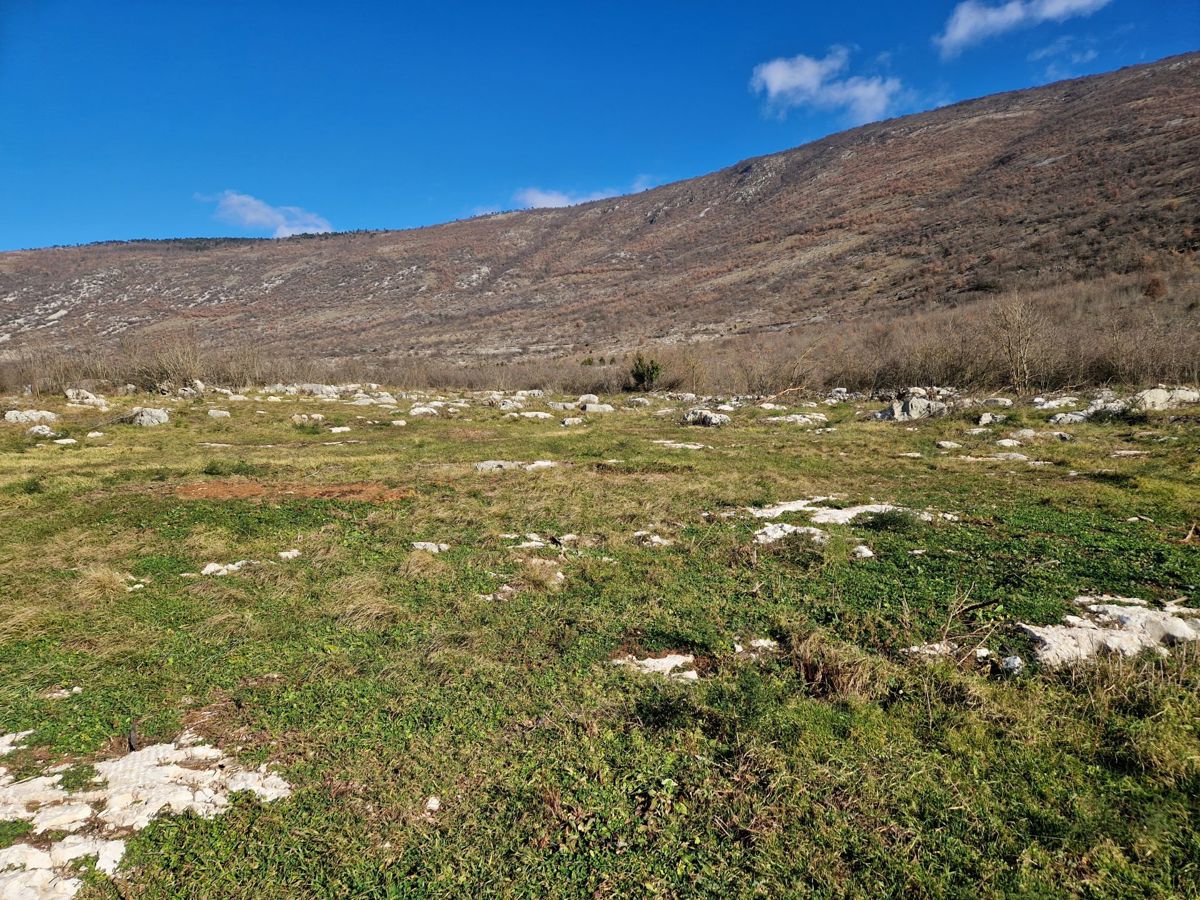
[1,54,1197,391]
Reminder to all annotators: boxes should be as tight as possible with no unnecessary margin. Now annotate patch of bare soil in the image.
[176,481,408,502]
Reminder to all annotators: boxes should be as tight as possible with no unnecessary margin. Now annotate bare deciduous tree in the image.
[986,295,1046,394]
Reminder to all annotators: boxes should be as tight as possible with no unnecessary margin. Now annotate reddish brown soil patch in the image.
[177,480,408,502]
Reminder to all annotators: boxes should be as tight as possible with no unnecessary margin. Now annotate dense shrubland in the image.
[3,273,1196,397]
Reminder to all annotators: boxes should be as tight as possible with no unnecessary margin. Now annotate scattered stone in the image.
[746,638,779,653]
[851,544,875,559]
[409,406,438,417]
[983,397,1013,408]
[0,730,289,898]
[412,542,450,554]
[123,407,169,427]
[577,394,599,405]
[278,549,301,560]
[560,417,584,427]
[747,497,934,526]
[1034,396,1079,410]
[745,497,834,519]
[902,641,958,658]
[978,412,1006,426]
[424,796,441,814]
[1130,386,1200,411]
[27,424,56,438]
[64,388,108,410]
[207,410,231,418]
[936,440,962,449]
[611,653,698,681]
[329,426,351,434]
[85,431,105,439]
[754,523,828,545]
[475,460,522,472]
[581,403,615,413]
[652,440,707,450]
[5,410,58,424]
[996,438,1023,448]
[683,408,730,427]
[197,561,252,577]
[481,584,517,602]
[766,413,828,426]
[1048,390,1130,424]
[1001,655,1025,675]
[875,389,949,421]
[1048,411,1088,425]
[52,439,77,446]
[959,452,1031,462]
[519,411,553,420]
[633,531,673,547]
[1019,595,1200,667]
[0,731,32,756]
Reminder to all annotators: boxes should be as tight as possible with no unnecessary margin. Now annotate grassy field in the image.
[1,389,1198,898]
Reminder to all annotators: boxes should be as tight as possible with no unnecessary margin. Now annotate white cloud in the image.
[935,0,1112,58]
[750,46,903,125]
[200,190,332,238]
[512,186,620,209]
[512,174,663,210]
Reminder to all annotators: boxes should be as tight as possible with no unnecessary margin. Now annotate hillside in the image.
[1,53,1197,364]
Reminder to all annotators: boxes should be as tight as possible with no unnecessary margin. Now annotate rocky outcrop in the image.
[874,388,952,421]
[1020,595,1199,667]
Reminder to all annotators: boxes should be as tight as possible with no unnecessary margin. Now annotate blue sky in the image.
[1,0,1195,250]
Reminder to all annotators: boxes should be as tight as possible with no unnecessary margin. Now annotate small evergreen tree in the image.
[629,352,662,391]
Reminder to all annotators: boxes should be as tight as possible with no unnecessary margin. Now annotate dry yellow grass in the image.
[328,574,408,631]
[75,565,133,605]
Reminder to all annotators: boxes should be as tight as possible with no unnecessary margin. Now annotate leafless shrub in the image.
[985,295,1047,393]
[1,272,1195,396]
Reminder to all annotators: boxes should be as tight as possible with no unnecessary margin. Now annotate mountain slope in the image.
[2,53,1197,363]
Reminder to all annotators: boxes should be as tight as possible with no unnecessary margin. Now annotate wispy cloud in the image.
[750,46,902,125]
[1029,33,1099,63]
[935,0,1112,58]
[198,190,332,237]
[513,175,660,210]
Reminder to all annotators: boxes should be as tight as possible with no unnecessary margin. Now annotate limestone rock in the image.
[683,408,730,427]
[123,407,169,427]
[5,410,58,425]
